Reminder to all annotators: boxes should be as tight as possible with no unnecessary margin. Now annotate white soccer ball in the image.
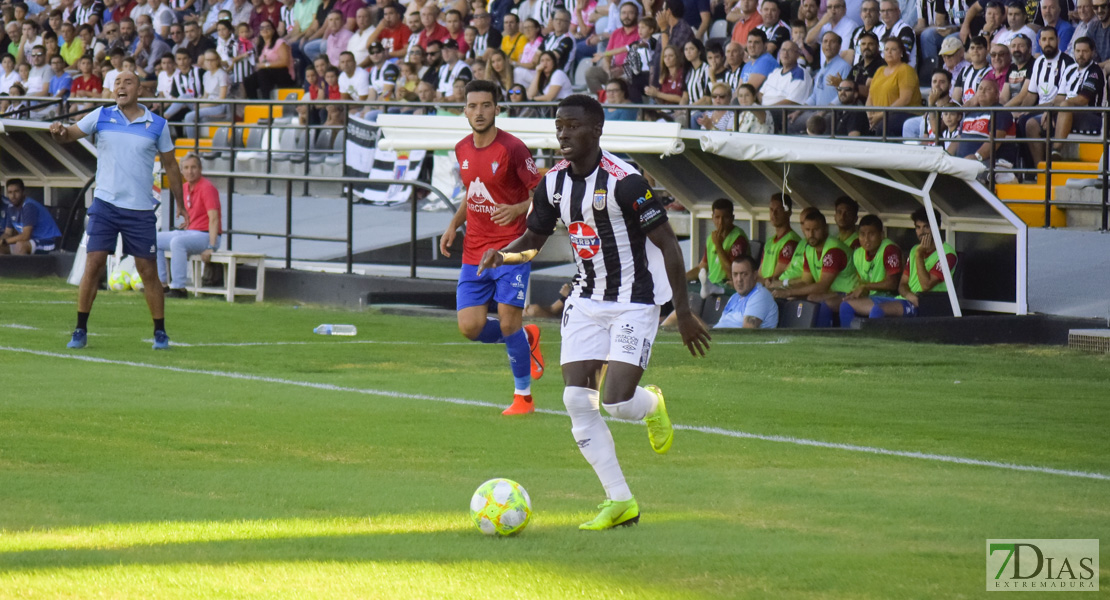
[469,478,532,537]
[130,270,145,291]
[108,269,132,291]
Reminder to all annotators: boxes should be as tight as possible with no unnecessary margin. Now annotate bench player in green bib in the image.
[838,214,904,328]
[772,209,857,327]
[759,193,802,287]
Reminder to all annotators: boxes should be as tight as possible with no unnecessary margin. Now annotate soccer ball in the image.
[129,270,145,291]
[108,269,132,291]
[469,478,532,537]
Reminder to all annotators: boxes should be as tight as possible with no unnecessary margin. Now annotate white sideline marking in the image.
[2,345,1106,482]
[1,324,39,330]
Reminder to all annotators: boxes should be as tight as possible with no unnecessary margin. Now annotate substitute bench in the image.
[189,251,266,302]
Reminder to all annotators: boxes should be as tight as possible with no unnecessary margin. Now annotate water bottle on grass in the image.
[313,324,357,336]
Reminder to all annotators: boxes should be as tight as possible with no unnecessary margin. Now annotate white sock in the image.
[563,386,632,502]
[603,386,659,422]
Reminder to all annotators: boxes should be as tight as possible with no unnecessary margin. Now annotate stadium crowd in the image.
[1,0,1107,163]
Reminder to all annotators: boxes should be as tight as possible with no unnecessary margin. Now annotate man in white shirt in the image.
[347,7,375,67]
[436,39,473,99]
[337,50,371,101]
[1069,0,1098,55]
[807,0,859,65]
[148,0,177,38]
[759,41,813,131]
[26,46,51,97]
[874,0,916,67]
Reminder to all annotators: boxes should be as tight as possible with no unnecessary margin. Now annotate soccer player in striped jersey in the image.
[440,79,545,416]
[477,95,711,530]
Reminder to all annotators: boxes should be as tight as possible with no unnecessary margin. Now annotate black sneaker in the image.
[165,288,188,299]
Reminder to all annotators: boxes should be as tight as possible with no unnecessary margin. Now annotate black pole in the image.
[1044,110,1052,228]
[285,177,293,270]
[1102,111,1109,231]
[410,186,418,279]
[346,182,354,275]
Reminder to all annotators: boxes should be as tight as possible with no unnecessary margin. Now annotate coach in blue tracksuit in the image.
[50,71,187,351]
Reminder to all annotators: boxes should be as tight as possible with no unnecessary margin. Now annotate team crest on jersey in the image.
[592,190,607,211]
[568,221,601,259]
[491,161,499,174]
[461,159,470,170]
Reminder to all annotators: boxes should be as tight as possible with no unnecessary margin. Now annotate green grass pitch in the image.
[0,277,1106,599]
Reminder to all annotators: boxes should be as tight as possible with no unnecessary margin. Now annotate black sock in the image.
[154,318,165,333]
[77,312,89,330]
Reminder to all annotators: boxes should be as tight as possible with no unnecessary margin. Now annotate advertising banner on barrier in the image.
[345,114,430,205]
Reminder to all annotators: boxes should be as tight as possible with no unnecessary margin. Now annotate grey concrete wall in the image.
[1028,228,1110,319]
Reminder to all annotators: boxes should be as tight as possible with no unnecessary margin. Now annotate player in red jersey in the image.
[440,79,545,415]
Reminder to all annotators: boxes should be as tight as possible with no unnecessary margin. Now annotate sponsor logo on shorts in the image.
[619,323,634,335]
[568,221,601,259]
[614,333,637,347]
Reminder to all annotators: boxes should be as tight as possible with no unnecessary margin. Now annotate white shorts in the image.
[560,296,660,368]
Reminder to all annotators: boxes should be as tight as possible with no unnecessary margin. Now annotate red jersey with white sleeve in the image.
[455,128,541,265]
[184,176,222,235]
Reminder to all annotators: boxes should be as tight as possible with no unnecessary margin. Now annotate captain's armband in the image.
[498,249,539,264]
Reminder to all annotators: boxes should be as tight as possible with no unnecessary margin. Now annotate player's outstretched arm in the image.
[476,229,550,276]
[649,222,711,357]
[49,121,87,144]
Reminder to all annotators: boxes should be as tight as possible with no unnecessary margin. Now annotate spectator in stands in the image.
[715,255,779,329]
[422,39,444,84]
[833,78,870,136]
[181,21,215,63]
[436,39,472,100]
[875,0,916,69]
[656,0,693,84]
[164,48,200,120]
[417,3,450,50]
[167,23,187,55]
[1006,33,1033,100]
[727,0,763,48]
[133,24,170,77]
[588,1,639,76]
[1069,0,1097,56]
[486,48,515,94]
[904,67,951,142]
[18,20,43,64]
[918,0,964,76]
[697,81,740,130]
[1008,27,1076,164]
[24,45,49,97]
[368,4,409,62]
[469,8,501,61]
[845,0,881,65]
[760,192,802,285]
[78,25,104,63]
[337,48,369,100]
[243,20,294,99]
[1027,36,1105,163]
[975,1,1008,43]
[1084,0,1110,73]
[808,0,859,59]
[96,21,121,61]
[0,178,62,255]
[251,0,283,37]
[985,43,1013,97]
[932,101,964,148]
[758,0,790,56]
[58,22,82,67]
[281,0,317,50]
[759,40,812,131]
[838,213,903,327]
[683,38,710,106]
[156,154,222,298]
[948,78,1014,163]
[603,78,638,120]
[865,37,920,135]
[788,31,851,134]
[772,209,856,326]
[39,54,70,116]
[865,206,957,320]
[799,0,821,32]
[735,82,774,132]
[741,29,777,91]
[147,0,176,39]
[153,52,177,111]
[70,55,102,111]
[526,48,570,102]
[500,13,524,61]
[541,8,574,73]
[182,50,229,140]
[842,30,882,99]
[1041,0,1074,52]
[307,10,350,65]
[366,44,400,101]
[644,43,685,112]
[721,41,745,91]
[996,1,1038,48]
[512,18,543,71]
[444,9,468,54]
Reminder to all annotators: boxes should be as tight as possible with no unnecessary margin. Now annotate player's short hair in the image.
[911,206,941,227]
[558,94,605,127]
[733,254,758,272]
[771,192,793,212]
[834,196,859,213]
[465,79,501,103]
[803,209,827,226]
[711,198,734,215]
[5,178,25,190]
[858,214,883,230]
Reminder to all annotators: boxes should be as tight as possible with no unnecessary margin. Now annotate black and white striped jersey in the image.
[527,151,672,306]
[1028,51,1078,104]
[1065,61,1105,106]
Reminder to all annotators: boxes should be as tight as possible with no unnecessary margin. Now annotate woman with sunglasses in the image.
[243,20,294,99]
[696,81,739,131]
